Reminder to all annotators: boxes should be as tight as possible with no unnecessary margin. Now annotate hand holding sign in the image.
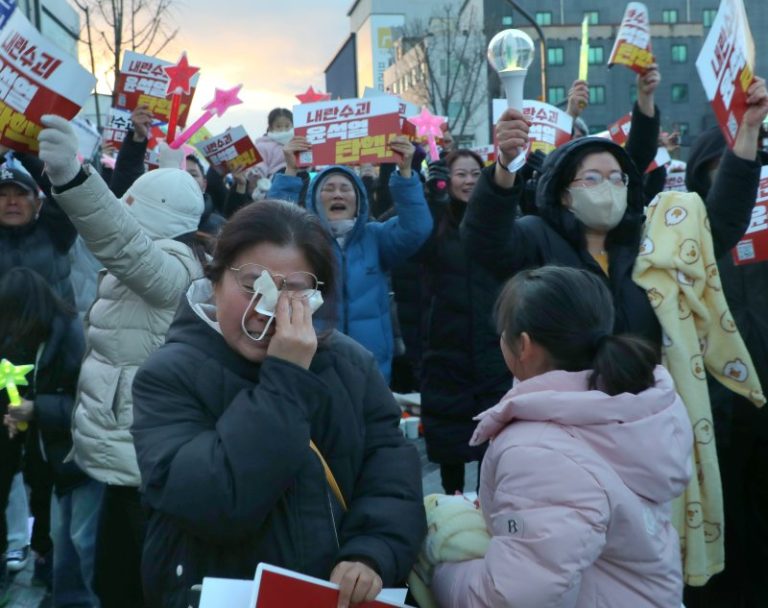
[330,561,383,608]
[282,136,310,176]
[566,79,589,118]
[636,62,661,117]
[389,135,414,179]
[733,76,768,161]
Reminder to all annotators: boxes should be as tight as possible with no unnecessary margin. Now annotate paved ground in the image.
[7,435,473,607]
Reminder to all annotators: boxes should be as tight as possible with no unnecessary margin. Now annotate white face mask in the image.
[241,272,323,342]
[567,181,628,232]
[267,129,294,146]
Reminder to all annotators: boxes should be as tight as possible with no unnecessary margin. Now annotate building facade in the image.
[327,0,767,150]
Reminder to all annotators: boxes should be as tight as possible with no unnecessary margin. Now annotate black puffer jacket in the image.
[686,127,768,440]
[418,195,510,464]
[29,313,90,495]
[462,136,757,347]
[132,289,426,608]
[0,155,76,305]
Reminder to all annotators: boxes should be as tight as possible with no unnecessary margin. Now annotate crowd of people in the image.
[0,44,766,608]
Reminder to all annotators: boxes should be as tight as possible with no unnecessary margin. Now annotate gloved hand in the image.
[38,115,81,186]
[426,159,450,203]
[158,141,187,169]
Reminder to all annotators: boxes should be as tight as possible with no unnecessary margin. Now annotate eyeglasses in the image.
[229,264,323,299]
[571,170,629,188]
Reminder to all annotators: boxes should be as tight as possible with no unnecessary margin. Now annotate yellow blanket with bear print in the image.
[632,191,765,586]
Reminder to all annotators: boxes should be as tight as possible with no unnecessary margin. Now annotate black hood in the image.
[685,127,726,199]
[534,136,645,250]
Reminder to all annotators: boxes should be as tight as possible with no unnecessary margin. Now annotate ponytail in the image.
[496,266,659,396]
[589,334,659,396]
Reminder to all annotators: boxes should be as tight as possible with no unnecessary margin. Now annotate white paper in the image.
[199,577,253,608]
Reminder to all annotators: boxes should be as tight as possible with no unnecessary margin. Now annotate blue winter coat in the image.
[269,166,432,380]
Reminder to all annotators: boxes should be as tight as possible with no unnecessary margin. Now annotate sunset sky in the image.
[88,0,351,137]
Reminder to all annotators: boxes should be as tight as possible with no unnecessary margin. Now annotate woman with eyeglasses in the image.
[416,150,511,495]
[130,200,426,608]
[462,105,767,347]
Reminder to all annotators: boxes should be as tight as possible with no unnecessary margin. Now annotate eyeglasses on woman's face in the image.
[228,263,322,299]
[571,170,629,188]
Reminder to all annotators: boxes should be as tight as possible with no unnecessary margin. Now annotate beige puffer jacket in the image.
[55,171,204,486]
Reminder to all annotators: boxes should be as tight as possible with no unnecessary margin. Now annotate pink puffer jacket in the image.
[432,366,692,608]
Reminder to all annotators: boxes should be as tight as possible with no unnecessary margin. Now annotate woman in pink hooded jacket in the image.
[431,266,693,608]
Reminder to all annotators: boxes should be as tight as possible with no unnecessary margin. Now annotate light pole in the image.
[504,0,548,101]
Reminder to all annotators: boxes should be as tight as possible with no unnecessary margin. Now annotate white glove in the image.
[39,115,81,186]
[158,141,187,169]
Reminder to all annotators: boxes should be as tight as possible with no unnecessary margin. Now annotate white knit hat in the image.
[121,168,204,240]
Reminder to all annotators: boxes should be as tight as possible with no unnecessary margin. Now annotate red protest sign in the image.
[608,3,654,74]
[102,106,165,170]
[196,125,262,174]
[696,0,755,147]
[493,99,573,157]
[293,97,401,166]
[606,113,633,146]
[732,166,768,265]
[250,564,406,608]
[115,50,200,127]
[0,9,96,154]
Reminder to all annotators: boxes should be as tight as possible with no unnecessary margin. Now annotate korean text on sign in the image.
[196,125,262,175]
[0,8,95,153]
[492,99,573,157]
[732,166,768,265]
[608,2,654,73]
[115,50,200,126]
[293,96,401,167]
[696,0,755,147]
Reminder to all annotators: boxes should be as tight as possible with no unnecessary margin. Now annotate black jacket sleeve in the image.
[131,352,329,545]
[335,354,426,585]
[222,188,251,218]
[109,130,147,197]
[460,164,536,281]
[16,152,77,253]
[706,149,761,258]
[625,102,660,175]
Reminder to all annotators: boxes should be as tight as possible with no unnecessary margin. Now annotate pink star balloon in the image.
[407,107,447,161]
[296,86,331,104]
[169,85,244,149]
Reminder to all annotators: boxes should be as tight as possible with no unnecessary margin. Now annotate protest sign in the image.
[696,0,755,147]
[250,564,407,608]
[732,165,768,265]
[101,107,163,169]
[196,125,262,174]
[493,99,573,156]
[645,146,671,173]
[294,96,401,166]
[0,7,96,153]
[664,160,687,192]
[608,3,654,73]
[114,50,200,126]
[471,144,496,165]
[71,116,100,160]
[363,87,420,137]
[606,113,633,146]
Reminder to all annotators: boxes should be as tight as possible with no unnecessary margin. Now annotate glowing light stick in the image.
[169,85,244,150]
[162,52,200,143]
[407,107,446,162]
[0,359,33,432]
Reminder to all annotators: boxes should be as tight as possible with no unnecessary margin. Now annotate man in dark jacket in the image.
[683,126,768,608]
[0,164,76,305]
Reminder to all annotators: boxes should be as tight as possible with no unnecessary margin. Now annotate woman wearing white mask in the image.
[253,108,294,179]
[462,105,766,346]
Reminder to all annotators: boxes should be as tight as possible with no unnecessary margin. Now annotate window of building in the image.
[588,46,604,65]
[548,47,564,66]
[589,85,606,105]
[702,8,718,27]
[502,15,513,26]
[548,86,566,105]
[672,84,688,102]
[672,44,688,63]
[662,9,678,24]
[535,11,552,26]
[584,11,599,25]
